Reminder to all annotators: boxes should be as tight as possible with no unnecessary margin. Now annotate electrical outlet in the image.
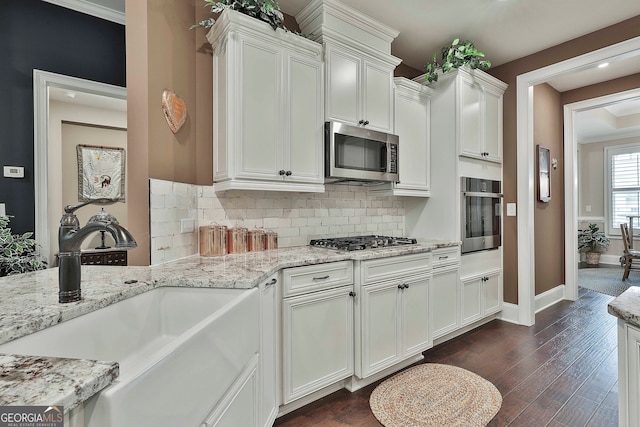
[585,205,591,213]
[506,203,517,217]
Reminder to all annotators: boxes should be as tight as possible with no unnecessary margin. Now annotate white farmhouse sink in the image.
[0,286,260,427]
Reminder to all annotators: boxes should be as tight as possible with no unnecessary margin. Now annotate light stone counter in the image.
[608,285,640,329]
[0,241,457,413]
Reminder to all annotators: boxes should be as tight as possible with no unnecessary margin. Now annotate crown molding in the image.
[42,0,125,25]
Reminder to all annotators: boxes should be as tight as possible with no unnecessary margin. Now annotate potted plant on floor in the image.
[578,223,611,266]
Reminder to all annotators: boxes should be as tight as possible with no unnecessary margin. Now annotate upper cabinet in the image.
[427,68,507,164]
[325,43,396,133]
[296,0,401,134]
[207,10,325,193]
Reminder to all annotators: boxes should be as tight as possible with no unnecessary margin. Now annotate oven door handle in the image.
[462,192,503,198]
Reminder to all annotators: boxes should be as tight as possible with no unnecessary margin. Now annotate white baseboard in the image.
[600,254,622,266]
[535,284,565,313]
[497,302,520,324]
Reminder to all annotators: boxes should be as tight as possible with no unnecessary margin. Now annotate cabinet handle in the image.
[285,170,292,176]
[265,278,277,287]
[438,255,449,260]
[278,170,286,175]
[404,283,410,289]
[313,275,330,281]
[398,284,404,289]
[349,291,356,297]
[358,119,365,125]
[363,120,369,126]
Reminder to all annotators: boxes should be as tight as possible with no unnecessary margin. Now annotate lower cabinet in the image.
[618,320,640,427]
[281,263,354,404]
[461,270,502,327]
[359,273,431,378]
[356,253,432,378]
[431,265,461,339]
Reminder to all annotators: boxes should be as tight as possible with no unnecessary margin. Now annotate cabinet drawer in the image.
[432,247,460,268]
[361,253,431,284]
[282,261,353,297]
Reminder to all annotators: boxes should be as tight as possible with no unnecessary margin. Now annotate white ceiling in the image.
[576,98,640,144]
[49,86,127,112]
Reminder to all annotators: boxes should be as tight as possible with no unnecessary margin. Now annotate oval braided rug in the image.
[369,363,502,427]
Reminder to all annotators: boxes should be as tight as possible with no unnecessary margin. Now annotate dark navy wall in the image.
[0,0,125,234]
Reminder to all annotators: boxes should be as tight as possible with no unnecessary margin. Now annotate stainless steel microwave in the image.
[324,121,399,183]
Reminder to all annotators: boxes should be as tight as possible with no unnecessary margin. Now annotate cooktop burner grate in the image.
[309,235,417,251]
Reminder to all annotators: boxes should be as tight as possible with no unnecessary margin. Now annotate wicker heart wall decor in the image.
[161,89,187,134]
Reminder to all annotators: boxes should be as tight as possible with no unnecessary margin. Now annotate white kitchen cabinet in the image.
[430,246,461,339]
[618,321,640,427]
[259,274,279,427]
[325,42,398,133]
[461,270,503,327]
[357,253,431,378]
[431,264,461,339]
[207,9,324,193]
[421,67,506,164]
[359,274,430,378]
[281,263,354,404]
[370,78,432,197]
[456,69,506,162]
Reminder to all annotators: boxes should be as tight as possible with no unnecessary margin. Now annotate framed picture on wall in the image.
[77,144,126,202]
[537,145,551,203]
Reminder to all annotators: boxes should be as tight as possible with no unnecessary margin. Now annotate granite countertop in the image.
[0,241,457,413]
[608,286,640,329]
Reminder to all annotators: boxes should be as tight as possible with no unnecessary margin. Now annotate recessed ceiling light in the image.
[598,62,610,69]
[64,91,76,99]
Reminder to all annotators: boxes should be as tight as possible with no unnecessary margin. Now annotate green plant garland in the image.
[425,39,491,83]
[193,0,285,31]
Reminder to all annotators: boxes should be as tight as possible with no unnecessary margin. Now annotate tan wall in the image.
[488,14,640,304]
[533,84,565,296]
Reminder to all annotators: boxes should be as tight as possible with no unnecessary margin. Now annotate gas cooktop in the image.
[309,235,418,251]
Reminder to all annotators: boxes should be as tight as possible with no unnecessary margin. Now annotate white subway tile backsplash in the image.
[149,179,407,264]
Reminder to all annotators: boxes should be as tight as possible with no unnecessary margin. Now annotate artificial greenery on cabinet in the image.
[193,0,286,30]
[424,39,492,83]
[0,216,47,277]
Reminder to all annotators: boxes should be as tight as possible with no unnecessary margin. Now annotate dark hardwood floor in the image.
[274,288,618,426]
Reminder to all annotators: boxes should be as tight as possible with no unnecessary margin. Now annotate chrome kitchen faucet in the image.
[58,198,137,303]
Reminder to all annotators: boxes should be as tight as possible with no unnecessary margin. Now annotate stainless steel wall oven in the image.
[461,177,502,254]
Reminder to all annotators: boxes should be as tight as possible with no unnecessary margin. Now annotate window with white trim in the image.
[606,143,640,236]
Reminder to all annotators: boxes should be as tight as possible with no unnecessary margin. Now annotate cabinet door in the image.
[238,35,282,180]
[259,275,278,427]
[282,286,354,404]
[284,52,324,184]
[326,46,360,125]
[360,281,401,377]
[431,266,460,339]
[458,76,483,159]
[625,324,640,427]
[401,274,431,355]
[483,86,502,162]
[393,86,430,195]
[461,276,483,326]
[483,271,502,315]
[363,60,393,132]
